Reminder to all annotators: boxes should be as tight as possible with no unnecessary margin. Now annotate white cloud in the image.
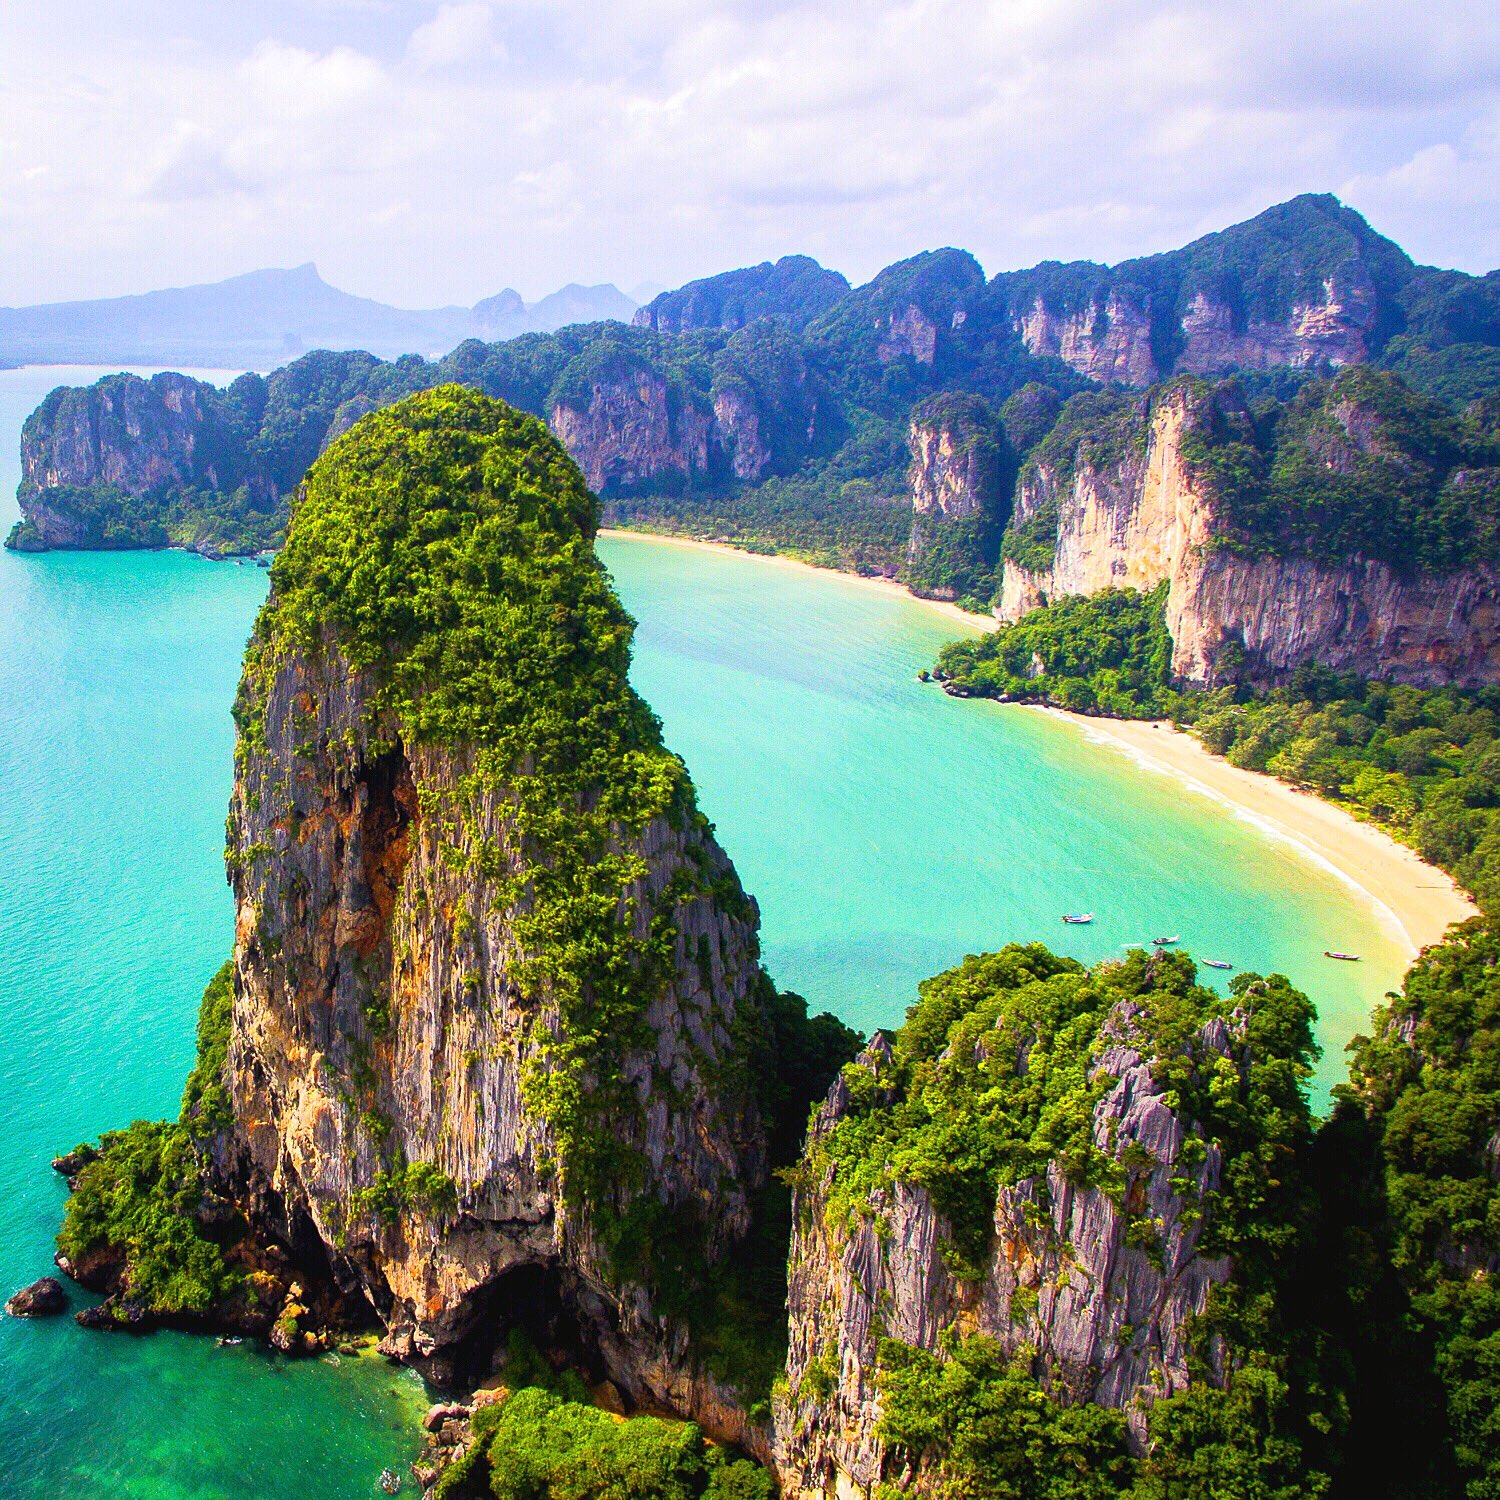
[407,4,500,71]
[1342,108,1500,269]
[0,0,1492,309]
[239,40,385,119]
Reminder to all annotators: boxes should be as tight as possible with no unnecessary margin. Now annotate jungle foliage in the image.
[57,962,240,1316]
[932,578,1500,1496]
[436,1383,774,1500]
[798,940,1339,1497]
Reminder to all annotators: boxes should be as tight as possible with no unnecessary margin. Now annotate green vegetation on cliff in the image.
[238,386,858,1382]
[245,384,705,1219]
[1337,926,1500,1500]
[797,941,1332,1496]
[877,1328,1333,1500]
[4,480,286,556]
[1179,367,1500,572]
[437,1384,773,1500]
[998,390,1145,577]
[58,961,239,1316]
[877,1334,1136,1500]
[179,960,235,1135]
[798,930,1500,1499]
[804,944,1317,1274]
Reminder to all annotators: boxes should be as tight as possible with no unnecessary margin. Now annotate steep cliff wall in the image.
[220,386,777,1428]
[902,393,1008,600]
[10,333,812,554]
[1015,292,1160,387]
[20,372,257,498]
[996,193,1410,389]
[1012,271,1377,389]
[771,946,1318,1499]
[547,364,714,493]
[998,383,1500,688]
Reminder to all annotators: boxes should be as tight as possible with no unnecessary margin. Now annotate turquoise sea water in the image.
[0,369,1409,1496]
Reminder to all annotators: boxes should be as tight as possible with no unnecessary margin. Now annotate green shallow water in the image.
[597,531,1409,1091]
[0,370,1409,1496]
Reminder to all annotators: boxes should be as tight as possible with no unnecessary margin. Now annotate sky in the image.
[0,0,1495,308]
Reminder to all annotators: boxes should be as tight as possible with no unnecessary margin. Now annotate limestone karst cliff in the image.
[997,373,1500,687]
[771,945,1324,1499]
[990,193,1416,390]
[13,195,1498,600]
[217,385,793,1427]
[8,324,834,555]
[1005,264,1380,389]
[902,392,1009,601]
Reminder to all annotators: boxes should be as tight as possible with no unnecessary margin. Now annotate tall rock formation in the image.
[1014,291,1161,387]
[219,386,775,1422]
[998,376,1500,687]
[771,946,1318,1498]
[902,393,1008,600]
[9,326,827,554]
[546,349,715,493]
[19,372,256,501]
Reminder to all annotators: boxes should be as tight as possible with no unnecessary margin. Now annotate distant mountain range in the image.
[0,265,637,369]
[12,193,1500,605]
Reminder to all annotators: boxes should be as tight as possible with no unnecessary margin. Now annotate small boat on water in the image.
[1324,950,1360,962]
[214,1336,243,1348]
[1204,959,1233,970]
[1062,913,1094,925]
[1152,935,1180,946]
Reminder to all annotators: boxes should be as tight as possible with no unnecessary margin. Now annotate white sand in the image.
[1042,710,1477,957]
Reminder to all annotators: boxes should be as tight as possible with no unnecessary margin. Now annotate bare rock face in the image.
[1174,271,1377,377]
[996,386,1500,687]
[219,389,773,1432]
[1016,294,1160,388]
[713,385,772,481]
[908,414,994,530]
[903,394,1007,598]
[1014,273,1378,390]
[774,1008,1239,1498]
[548,368,713,494]
[878,304,940,367]
[19,372,261,510]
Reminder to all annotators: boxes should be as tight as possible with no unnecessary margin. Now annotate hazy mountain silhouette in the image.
[0,264,637,369]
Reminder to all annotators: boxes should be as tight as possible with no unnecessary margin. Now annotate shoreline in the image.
[596,527,996,631]
[1038,707,1477,958]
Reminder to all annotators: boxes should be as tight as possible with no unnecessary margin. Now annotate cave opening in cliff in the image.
[448,1263,610,1391]
[357,742,418,949]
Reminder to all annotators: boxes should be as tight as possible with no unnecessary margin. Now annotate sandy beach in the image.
[596,527,996,631]
[1043,709,1477,957]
